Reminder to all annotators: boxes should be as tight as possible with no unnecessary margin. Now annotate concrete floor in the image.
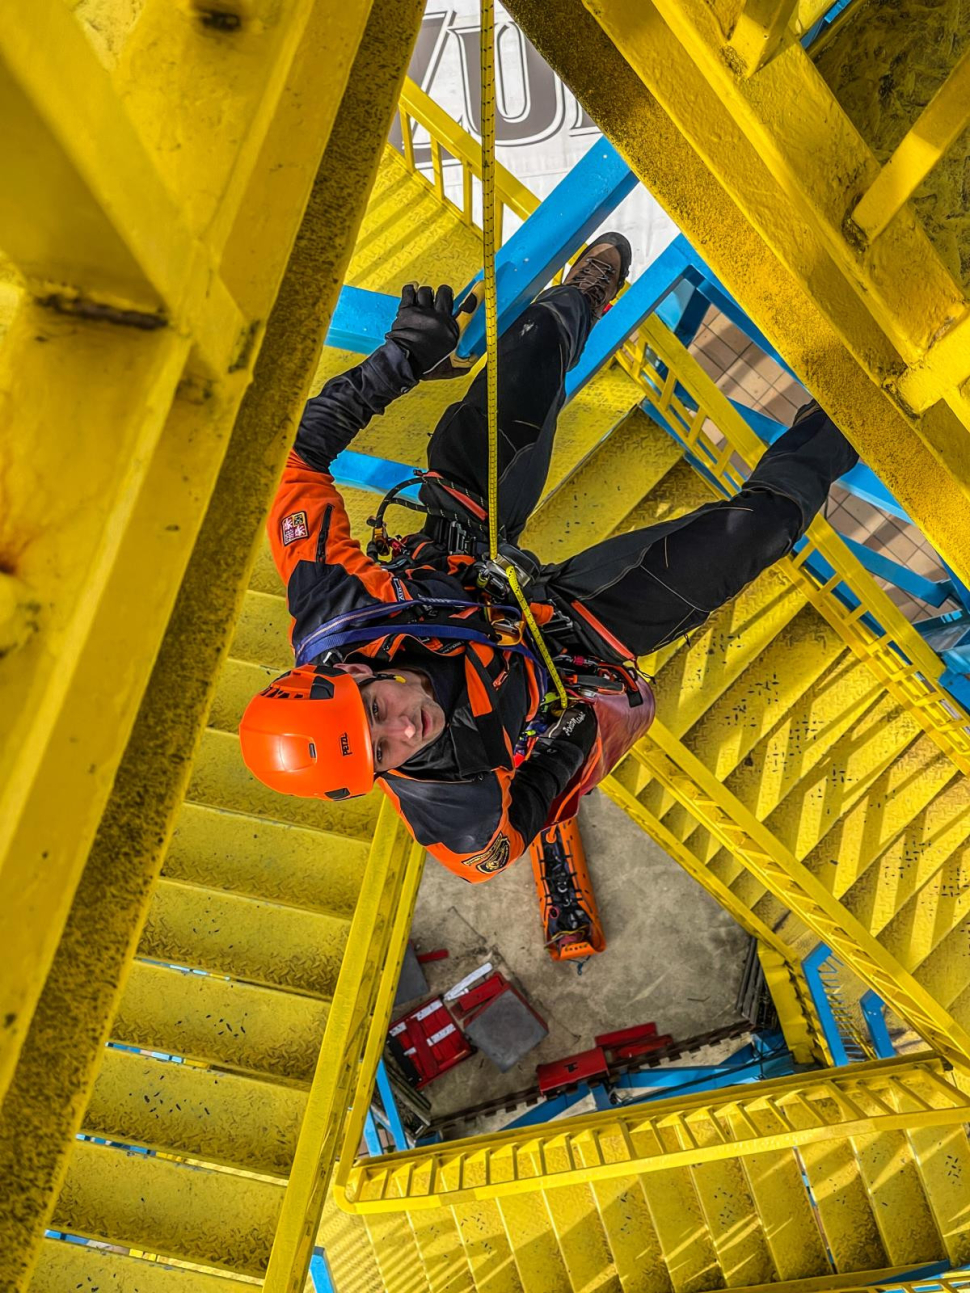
[399,786,751,1133]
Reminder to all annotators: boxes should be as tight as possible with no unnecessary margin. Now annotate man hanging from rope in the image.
[239,235,858,882]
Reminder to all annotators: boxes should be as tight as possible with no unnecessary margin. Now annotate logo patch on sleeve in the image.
[465,835,512,875]
[281,510,309,546]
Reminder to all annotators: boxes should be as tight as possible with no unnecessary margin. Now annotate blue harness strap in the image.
[293,598,550,694]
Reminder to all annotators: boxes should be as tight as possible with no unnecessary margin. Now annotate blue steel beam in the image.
[501,1083,593,1129]
[456,138,638,361]
[326,284,396,354]
[310,1250,337,1293]
[860,989,895,1059]
[375,1058,409,1152]
[835,534,952,607]
[565,239,692,398]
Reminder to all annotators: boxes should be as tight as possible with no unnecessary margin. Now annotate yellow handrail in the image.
[620,314,970,778]
[396,76,538,233]
[263,805,425,1292]
[340,1053,968,1212]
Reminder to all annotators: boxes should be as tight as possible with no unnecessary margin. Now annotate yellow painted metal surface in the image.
[86,1048,307,1178]
[341,1057,969,1211]
[0,1,426,1287]
[55,1140,285,1277]
[164,801,368,918]
[31,1240,259,1293]
[139,878,350,998]
[508,0,970,589]
[114,960,329,1084]
[14,5,970,1287]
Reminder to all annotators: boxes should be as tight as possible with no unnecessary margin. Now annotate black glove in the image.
[535,704,597,760]
[386,283,460,379]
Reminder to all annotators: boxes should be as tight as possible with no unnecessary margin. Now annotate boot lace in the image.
[567,255,617,313]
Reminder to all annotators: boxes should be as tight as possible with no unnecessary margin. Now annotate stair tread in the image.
[654,566,806,740]
[140,877,349,998]
[843,780,970,938]
[54,1139,284,1279]
[86,1047,305,1178]
[229,586,292,669]
[538,1145,620,1292]
[115,961,327,1083]
[576,1131,674,1293]
[851,1128,944,1265]
[678,606,847,784]
[210,656,278,734]
[165,800,366,918]
[406,1205,476,1293]
[187,727,381,837]
[320,1188,386,1293]
[31,1239,258,1293]
[523,402,681,559]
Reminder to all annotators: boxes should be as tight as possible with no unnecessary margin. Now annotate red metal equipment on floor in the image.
[536,1021,673,1095]
[387,997,471,1089]
[529,816,606,961]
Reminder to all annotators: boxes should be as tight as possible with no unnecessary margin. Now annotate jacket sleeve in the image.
[267,341,419,624]
[380,724,594,882]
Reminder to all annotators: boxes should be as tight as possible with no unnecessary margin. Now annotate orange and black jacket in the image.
[268,340,599,882]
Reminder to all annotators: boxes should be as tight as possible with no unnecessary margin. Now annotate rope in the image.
[480,0,499,563]
[479,0,568,710]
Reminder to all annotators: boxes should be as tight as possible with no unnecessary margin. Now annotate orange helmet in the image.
[239,665,373,800]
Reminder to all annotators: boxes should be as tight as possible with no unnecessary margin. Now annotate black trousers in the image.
[422,285,859,656]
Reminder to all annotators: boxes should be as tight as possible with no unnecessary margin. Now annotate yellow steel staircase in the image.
[8,6,970,1293]
[505,0,970,592]
[323,1056,970,1292]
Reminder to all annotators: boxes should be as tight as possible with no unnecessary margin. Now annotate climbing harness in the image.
[331,2,646,733]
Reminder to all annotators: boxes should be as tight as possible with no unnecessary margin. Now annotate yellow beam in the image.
[0,0,418,1283]
[506,0,970,590]
[728,0,799,74]
[0,0,245,370]
[340,1056,969,1212]
[850,47,970,245]
[266,812,424,1292]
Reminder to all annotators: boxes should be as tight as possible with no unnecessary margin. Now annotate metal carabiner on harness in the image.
[475,550,540,648]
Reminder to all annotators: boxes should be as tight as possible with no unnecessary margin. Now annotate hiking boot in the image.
[563,232,632,319]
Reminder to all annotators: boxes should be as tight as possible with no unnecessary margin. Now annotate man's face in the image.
[340,663,446,774]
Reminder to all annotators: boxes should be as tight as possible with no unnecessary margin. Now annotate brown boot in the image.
[563,231,632,320]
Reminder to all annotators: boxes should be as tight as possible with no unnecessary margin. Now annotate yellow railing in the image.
[263,804,425,1292]
[339,1053,968,1212]
[620,314,970,780]
[628,718,970,1071]
[396,77,538,240]
[601,773,828,1065]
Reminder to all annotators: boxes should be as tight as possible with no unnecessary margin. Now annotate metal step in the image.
[842,776,970,937]
[727,695,917,907]
[209,656,278,734]
[52,1140,284,1279]
[85,1047,306,1178]
[114,961,328,1083]
[186,727,381,836]
[31,1239,258,1293]
[523,402,682,560]
[139,878,350,998]
[229,587,293,669]
[165,800,366,918]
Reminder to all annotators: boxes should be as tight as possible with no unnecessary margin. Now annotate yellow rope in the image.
[480,0,500,564]
[479,0,568,710]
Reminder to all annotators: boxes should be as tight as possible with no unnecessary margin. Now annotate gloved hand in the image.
[536,704,597,757]
[386,283,460,379]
